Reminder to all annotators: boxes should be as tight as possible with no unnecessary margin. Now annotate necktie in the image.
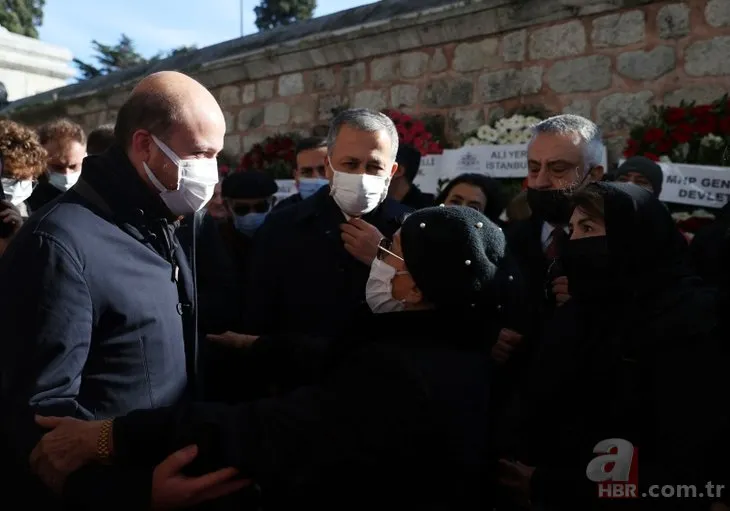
[546,227,567,260]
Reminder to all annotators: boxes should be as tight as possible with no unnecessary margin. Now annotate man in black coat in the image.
[273,136,328,211]
[501,115,604,364]
[0,71,228,508]
[243,108,412,339]
[387,143,434,210]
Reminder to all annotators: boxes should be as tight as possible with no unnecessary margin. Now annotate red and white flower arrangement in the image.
[382,109,444,155]
[238,133,300,179]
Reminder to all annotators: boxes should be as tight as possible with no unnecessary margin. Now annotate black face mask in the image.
[562,236,622,305]
[526,188,574,225]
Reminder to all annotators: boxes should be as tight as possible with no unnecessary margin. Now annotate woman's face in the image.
[384,230,421,304]
[569,207,606,240]
[444,183,487,213]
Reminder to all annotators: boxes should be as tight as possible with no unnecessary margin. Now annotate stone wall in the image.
[6,0,730,163]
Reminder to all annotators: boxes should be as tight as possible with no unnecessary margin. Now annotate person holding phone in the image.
[0,120,47,255]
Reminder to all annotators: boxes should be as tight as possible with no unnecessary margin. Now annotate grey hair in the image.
[326,108,399,162]
[530,114,604,172]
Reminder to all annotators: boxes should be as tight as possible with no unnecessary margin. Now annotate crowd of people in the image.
[0,70,728,510]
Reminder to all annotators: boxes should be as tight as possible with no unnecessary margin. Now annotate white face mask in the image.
[48,170,81,192]
[366,258,410,314]
[329,162,389,216]
[1,178,34,205]
[144,135,219,217]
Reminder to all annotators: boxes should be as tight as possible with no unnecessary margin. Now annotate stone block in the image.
[664,86,729,106]
[478,67,543,103]
[617,46,676,81]
[278,73,304,97]
[242,84,256,104]
[657,3,690,39]
[400,52,429,78]
[264,102,290,126]
[685,37,730,76]
[562,99,592,118]
[66,104,86,116]
[546,55,611,93]
[453,38,500,72]
[291,102,315,124]
[312,69,336,91]
[390,84,420,108]
[706,0,730,27]
[219,85,241,107]
[529,21,586,60]
[596,91,654,132]
[257,80,274,100]
[449,108,486,136]
[353,90,387,111]
[224,134,241,155]
[430,48,448,73]
[318,95,346,120]
[107,91,128,108]
[591,11,645,48]
[503,29,526,62]
[371,56,398,82]
[342,62,367,87]
[243,133,267,153]
[423,79,473,108]
[237,107,264,131]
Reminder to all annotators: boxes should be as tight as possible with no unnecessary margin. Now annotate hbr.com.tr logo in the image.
[586,438,639,498]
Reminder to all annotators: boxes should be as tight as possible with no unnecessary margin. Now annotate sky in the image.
[38,0,377,77]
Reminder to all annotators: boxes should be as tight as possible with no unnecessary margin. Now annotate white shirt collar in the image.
[541,221,570,252]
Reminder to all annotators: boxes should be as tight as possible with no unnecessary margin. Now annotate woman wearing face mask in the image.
[494,182,726,510]
[36,206,520,511]
[0,120,47,255]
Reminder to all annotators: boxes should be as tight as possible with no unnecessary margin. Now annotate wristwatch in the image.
[97,418,114,463]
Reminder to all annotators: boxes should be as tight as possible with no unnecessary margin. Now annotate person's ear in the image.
[589,165,604,182]
[390,162,399,178]
[324,156,333,181]
[131,130,153,162]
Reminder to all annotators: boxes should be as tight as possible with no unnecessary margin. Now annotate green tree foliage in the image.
[254,0,316,31]
[73,34,198,81]
[0,0,45,39]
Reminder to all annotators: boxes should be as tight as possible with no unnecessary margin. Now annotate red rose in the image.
[694,116,716,135]
[671,125,693,144]
[656,138,674,154]
[623,139,639,157]
[643,128,665,144]
[644,152,660,161]
[664,107,686,125]
[428,142,443,154]
[719,117,730,134]
[691,105,712,117]
[411,120,426,135]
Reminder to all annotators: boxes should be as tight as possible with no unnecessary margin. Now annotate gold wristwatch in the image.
[96,418,114,463]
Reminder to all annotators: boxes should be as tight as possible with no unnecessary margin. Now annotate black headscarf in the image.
[564,182,693,310]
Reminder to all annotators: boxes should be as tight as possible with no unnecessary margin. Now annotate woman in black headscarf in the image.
[495,182,726,510]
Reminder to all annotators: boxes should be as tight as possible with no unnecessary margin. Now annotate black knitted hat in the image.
[615,156,663,197]
[399,205,506,308]
[221,170,278,199]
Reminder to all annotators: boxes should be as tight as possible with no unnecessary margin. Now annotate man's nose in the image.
[534,168,553,189]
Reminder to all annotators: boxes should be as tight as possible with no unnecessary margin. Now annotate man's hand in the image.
[0,200,22,235]
[497,459,535,509]
[552,276,571,306]
[491,328,524,365]
[206,331,259,349]
[340,218,383,266]
[151,445,251,510]
[30,415,103,493]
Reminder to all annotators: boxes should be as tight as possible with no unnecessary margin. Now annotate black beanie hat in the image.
[221,170,278,200]
[615,156,663,197]
[399,205,506,308]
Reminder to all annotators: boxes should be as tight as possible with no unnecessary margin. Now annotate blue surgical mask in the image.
[233,212,268,237]
[298,177,329,199]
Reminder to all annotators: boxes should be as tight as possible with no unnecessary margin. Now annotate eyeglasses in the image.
[232,200,271,216]
[377,238,404,262]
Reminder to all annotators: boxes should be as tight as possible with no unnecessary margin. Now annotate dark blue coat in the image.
[243,185,412,338]
[0,145,198,508]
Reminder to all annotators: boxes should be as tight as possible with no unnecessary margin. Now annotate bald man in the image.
[0,72,235,508]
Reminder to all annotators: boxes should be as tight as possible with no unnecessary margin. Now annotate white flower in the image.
[700,133,725,149]
[691,209,716,219]
[476,125,499,143]
[497,134,510,145]
[464,137,481,146]
[672,212,691,222]
[524,116,541,127]
[495,118,510,133]
[659,155,672,163]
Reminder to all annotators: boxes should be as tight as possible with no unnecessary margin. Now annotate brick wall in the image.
[8,0,730,163]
